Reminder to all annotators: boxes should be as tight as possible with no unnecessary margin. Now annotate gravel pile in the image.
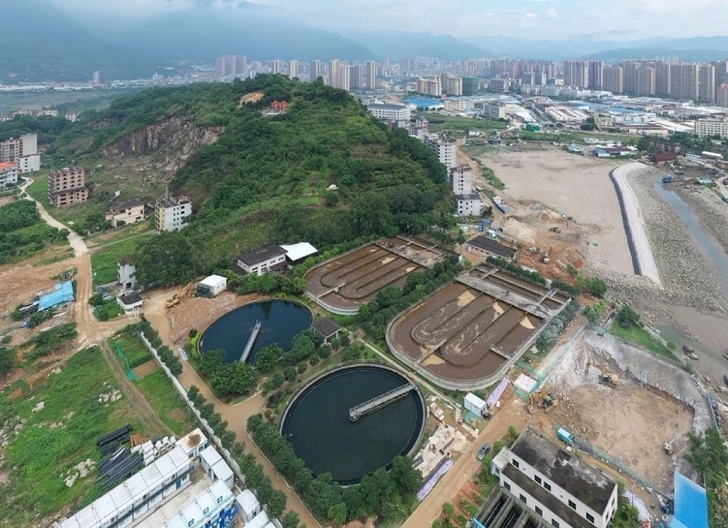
[602,165,728,319]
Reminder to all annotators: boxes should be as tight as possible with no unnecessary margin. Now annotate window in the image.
[568,500,576,510]
[587,513,595,524]
[503,481,511,491]
[512,459,520,468]
[535,475,542,485]
[519,494,527,504]
[551,520,559,528]
[544,482,551,492]
[535,506,543,516]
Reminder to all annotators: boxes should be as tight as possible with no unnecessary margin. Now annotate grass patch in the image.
[423,115,508,133]
[20,323,78,365]
[93,299,124,321]
[135,370,195,436]
[609,324,680,363]
[0,347,169,526]
[90,236,143,286]
[112,327,153,369]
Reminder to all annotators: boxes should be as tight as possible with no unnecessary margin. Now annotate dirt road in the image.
[402,398,529,528]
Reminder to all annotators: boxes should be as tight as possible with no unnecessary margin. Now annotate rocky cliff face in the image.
[103,116,223,157]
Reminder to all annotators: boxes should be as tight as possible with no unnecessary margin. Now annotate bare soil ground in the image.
[478,149,633,277]
[0,256,75,316]
[531,333,695,492]
[132,360,160,380]
[163,291,264,346]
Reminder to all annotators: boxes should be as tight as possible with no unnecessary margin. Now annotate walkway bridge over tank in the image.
[349,382,416,421]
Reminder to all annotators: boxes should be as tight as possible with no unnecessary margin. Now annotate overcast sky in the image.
[52,0,728,40]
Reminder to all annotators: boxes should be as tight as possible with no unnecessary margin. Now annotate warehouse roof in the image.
[200,274,227,288]
[108,198,144,212]
[238,245,285,266]
[671,471,709,528]
[467,235,516,258]
[280,242,318,262]
[38,281,74,311]
[367,103,408,110]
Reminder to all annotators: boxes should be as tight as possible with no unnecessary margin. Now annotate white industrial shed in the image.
[245,510,273,528]
[280,242,318,263]
[199,445,234,489]
[197,275,227,298]
[235,489,262,523]
[464,392,487,417]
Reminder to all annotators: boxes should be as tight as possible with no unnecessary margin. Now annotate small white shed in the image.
[199,445,234,489]
[464,392,487,417]
[245,510,270,528]
[235,489,262,523]
[197,275,227,298]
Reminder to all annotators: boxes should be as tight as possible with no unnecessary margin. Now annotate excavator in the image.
[528,391,559,411]
[587,362,619,386]
[165,282,195,309]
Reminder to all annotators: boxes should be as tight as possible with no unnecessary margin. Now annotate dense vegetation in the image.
[0,114,73,144]
[687,428,728,528]
[248,414,422,525]
[0,199,69,264]
[52,76,453,285]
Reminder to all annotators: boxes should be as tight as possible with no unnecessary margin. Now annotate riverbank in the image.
[604,164,728,321]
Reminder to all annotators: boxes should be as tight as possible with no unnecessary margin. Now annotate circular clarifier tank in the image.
[280,364,425,485]
[199,300,312,364]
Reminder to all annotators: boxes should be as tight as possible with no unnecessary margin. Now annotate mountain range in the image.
[2,0,728,83]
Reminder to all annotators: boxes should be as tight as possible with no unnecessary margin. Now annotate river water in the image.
[652,181,728,385]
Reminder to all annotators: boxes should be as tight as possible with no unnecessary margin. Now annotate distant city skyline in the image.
[51,0,728,41]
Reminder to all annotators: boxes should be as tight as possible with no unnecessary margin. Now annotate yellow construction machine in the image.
[165,282,195,309]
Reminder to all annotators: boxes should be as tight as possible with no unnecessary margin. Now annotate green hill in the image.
[52,76,454,278]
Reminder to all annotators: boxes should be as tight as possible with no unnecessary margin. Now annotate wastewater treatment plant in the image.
[280,364,426,484]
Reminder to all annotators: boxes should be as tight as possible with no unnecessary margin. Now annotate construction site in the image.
[527,329,711,497]
[305,237,449,315]
[469,148,634,280]
[387,263,569,389]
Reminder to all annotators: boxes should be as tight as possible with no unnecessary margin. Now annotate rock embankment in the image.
[604,164,728,319]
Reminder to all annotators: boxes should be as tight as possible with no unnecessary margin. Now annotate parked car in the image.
[476,443,491,461]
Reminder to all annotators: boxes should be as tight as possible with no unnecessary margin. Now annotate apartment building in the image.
[350,64,364,89]
[48,167,88,207]
[366,103,411,122]
[491,429,619,528]
[288,59,299,79]
[695,118,728,138]
[424,135,456,168]
[482,103,508,119]
[365,60,377,90]
[155,196,192,231]
[0,162,19,188]
[0,133,40,173]
[105,198,146,228]
[216,55,247,78]
[310,59,321,81]
[451,166,474,195]
[417,77,442,97]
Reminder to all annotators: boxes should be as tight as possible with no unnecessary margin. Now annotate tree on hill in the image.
[133,231,198,288]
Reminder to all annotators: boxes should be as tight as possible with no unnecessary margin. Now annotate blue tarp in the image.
[670,471,709,528]
[38,281,74,311]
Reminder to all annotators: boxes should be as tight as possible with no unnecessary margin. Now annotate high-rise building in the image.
[337,63,350,91]
[637,66,656,96]
[288,59,299,79]
[587,61,603,90]
[655,62,671,96]
[602,66,624,94]
[717,84,728,108]
[670,63,699,100]
[443,76,463,96]
[462,77,479,96]
[271,59,284,74]
[328,59,340,87]
[350,64,364,89]
[310,59,322,81]
[417,77,442,96]
[48,167,88,207]
[698,64,716,104]
[563,60,588,88]
[695,118,728,138]
[216,55,247,78]
[365,60,377,90]
[155,196,193,232]
[92,71,101,84]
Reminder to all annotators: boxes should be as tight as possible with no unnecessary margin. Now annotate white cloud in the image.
[50,0,728,40]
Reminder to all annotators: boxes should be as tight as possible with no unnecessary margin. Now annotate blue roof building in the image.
[38,281,74,311]
[670,471,709,528]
